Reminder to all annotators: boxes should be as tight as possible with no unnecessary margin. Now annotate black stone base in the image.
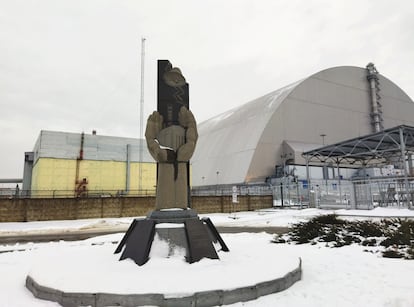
[115,209,229,265]
[147,208,198,223]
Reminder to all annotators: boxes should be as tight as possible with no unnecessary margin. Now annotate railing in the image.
[271,177,414,209]
[4,178,414,210]
[1,189,156,199]
[3,184,273,199]
[191,184,273,196]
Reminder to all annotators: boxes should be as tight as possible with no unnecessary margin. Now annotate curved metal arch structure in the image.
[302,125,414,167]
[192,66,414,186]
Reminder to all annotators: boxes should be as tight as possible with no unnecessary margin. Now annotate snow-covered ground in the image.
[1,207,413,236]
[1,208,414,307]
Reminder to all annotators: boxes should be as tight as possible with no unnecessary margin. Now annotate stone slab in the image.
[155,226,189,256]
[185,218,219,263]
[119,219,155,265]
[147,209,198,223]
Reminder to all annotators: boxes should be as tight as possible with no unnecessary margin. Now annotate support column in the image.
[125,144,131,194]
[305,158,311,207]
[399,127,411,208]
[336,161,343,208]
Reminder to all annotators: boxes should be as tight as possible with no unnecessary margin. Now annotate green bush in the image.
[407,248,414,259]
[273,214,414,260]
[347,220,383,237]
[380,219,414,247]
[361,238,377,246]
[313,214,347,225]
[383,249,404,258]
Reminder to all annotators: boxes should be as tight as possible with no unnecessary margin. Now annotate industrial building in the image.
[191,64,414,187]
[23,130,155,197]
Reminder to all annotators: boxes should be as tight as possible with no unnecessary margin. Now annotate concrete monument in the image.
[145,61,197,209]
[115,60,228,266]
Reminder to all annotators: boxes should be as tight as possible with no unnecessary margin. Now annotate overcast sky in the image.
[1,0,414,180]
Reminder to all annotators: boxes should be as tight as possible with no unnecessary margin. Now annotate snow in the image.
[1,207,414,306]
[204,208,333,227]
[335,207,414,218]
[0,217,132,236]
[28,233,299,297]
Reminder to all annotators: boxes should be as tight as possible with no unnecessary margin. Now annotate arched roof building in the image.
[191,66,414,186]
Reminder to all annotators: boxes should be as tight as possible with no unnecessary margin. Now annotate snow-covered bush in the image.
[272,215,414,259]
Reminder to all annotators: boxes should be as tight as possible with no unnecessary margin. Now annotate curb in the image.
[26,258,302,307]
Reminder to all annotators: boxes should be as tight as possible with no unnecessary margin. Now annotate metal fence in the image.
[271,177,414,209]
[191,184,273,196]
[3,184,274,199]
[4,178,414,210]
[1,189,157,199]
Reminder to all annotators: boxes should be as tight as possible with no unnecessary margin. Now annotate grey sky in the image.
[1,0,414,179]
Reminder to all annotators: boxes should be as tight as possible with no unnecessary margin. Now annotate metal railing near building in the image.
[191,184,273,197]
[271,176,414,210]
[1,189,157,199]
[2,185,273,199]
[5,178,413,210]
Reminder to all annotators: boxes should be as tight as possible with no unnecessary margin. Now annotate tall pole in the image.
[139,37,146,192]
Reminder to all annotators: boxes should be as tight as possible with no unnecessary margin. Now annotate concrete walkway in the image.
[0,226,290,245]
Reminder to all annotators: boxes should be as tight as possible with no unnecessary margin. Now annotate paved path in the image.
[217,226,289,234]
[0,226,289,245]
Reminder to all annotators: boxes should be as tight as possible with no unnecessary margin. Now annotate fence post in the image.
[100,198,104,218]
[247,193,251,211]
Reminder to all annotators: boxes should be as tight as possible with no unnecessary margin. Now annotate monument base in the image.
[26,235,302,307]
[115,209,229,265]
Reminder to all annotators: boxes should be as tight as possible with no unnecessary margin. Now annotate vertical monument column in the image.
[145,60,196,209]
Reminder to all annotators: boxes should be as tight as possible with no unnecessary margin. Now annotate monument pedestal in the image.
[115,209,229,266]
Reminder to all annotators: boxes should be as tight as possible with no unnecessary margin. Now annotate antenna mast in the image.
[139,37,146,192]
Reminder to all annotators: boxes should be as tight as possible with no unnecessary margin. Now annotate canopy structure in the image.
[302,125,414,209]
[302,125,414,168]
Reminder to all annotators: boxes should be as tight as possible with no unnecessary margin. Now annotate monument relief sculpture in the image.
[145,106,197,209]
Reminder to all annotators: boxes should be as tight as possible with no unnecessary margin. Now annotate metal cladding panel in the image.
[248,66,414,182]
[192,81,301,186]
[31,158,157,196]
[31,158,77,196]
[282,141,322,165]
[33,131,153,163]
[281,67,414,144]
[34,131,80,163]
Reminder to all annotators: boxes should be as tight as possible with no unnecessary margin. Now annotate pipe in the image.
[0,178,23,183]
[366,63,383,133]
[75,132,85,195]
